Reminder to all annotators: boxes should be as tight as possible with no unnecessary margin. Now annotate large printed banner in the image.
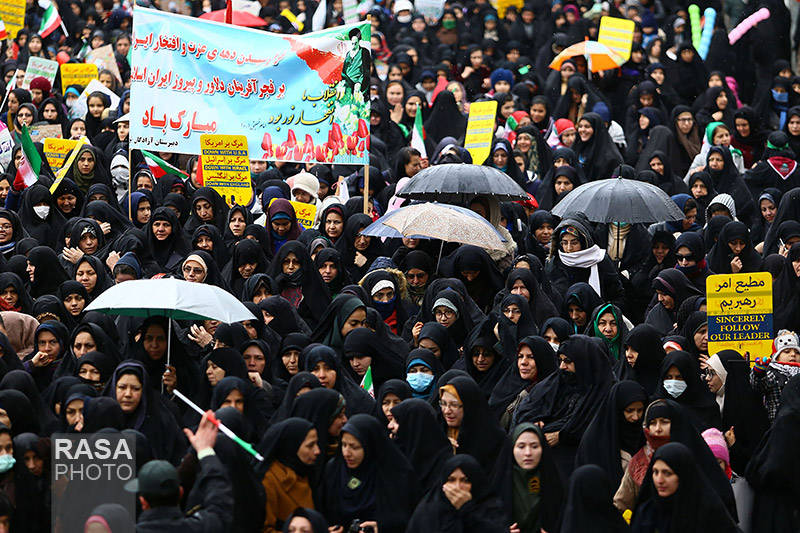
[130,8,371,164]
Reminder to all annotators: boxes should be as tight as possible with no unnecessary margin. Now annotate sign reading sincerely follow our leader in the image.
[200,134,253,207]
[706,272,773,362]
[130,9,370,165]
[464,100,498,165]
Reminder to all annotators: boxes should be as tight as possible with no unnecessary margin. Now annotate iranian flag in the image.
[0,17,7,40]
[360,366,374,398]
[38,0,62,38]
[141,150,188,179]
[16,125,41,188]
[410,104,427,158]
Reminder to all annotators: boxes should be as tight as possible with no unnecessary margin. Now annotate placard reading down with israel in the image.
[706,272,772,361]
[129,8,370,164]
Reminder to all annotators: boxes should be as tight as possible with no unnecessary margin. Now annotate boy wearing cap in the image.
[128,412,233,532]
[751,330,800,421]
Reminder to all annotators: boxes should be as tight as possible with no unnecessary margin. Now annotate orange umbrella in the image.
[548,41,625,72]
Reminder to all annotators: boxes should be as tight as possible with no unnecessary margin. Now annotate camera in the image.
[348,519,374,533]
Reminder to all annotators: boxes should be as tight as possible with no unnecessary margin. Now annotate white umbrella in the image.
[377,203,508,251]
[85,278,255,370]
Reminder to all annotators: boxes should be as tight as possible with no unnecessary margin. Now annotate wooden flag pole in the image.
[363,164,369,215]
[127,145,133,222]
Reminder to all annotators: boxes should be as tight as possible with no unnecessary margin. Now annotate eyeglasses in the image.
[406,272,427,280]
[676,117,693,123]
[703,368,717,379]
[434,309,455,319]
[503,308,522,315]
[558,357,573,365]
[0,224,12,231]
[472,350,493,358]
[439,401,463,410]
[182,266,204,275]
[560,239,579,248]
[676,254,694,263]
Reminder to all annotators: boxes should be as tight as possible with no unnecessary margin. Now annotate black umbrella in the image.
[397,164,528,202]
[551,177,684,224]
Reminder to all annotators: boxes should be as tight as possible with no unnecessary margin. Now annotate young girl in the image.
[83,92,109,140]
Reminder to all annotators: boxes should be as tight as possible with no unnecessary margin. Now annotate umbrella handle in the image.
[162,317,172,396]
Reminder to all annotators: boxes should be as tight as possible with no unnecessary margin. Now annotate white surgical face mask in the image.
[397,14,412,23]
[663,379,687,398]
[548,342,559,352]
[33,205,50,220]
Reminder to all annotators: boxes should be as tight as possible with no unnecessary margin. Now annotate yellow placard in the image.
[598,16,635,61]
[44,138,79,172]
[464,101,498,166]
[706,272,773,362]
[60,63,99,92]
[49,136,89,193]
[0,0,26,39]
[289,200,317,230]
[495,0,523,19]
[200,134,253,207]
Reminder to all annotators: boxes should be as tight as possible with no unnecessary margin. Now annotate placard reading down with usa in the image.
[706,272,773,361]
[129,8,370,164]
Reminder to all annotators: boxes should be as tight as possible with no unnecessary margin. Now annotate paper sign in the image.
[200,134,253,207]
[68,79,120,120]
[0,0,25,38]
[0,123,12,172]
[49,136,89,193]
[464,101,498,165]
[60,63,99,92]
[129,10,370,164]
[706,272,773,362]
[44,138,79,171]
[28,124,63,143]
[496,0,523,19]
[342,0,359,24]
[415,0,445,22]
[289,200,317,229]
[85,44,122,83]
[598,16,635,61]
[21,57,58,91]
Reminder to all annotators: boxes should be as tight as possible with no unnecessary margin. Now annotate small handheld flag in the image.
[173,389,264,461]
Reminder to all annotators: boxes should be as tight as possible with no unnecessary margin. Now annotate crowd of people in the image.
[0,0,798,531]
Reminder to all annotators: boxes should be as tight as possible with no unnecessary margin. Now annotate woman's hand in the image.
[188,324,212,347]
[31,351,52,368]
[162,365,177,393]
[248,371,263,388]
[412,321,424,344]
[106,251,121,271]
[443,483,472,510]
[62,247,84,264]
